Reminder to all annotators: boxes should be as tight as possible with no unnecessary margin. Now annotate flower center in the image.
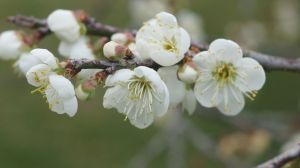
[212,62,237,85]
[125,76,160,120]
[128,76,152,101]
[163,36,178,53]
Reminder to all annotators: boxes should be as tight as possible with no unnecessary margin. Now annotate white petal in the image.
[150,49,182,66]
[235,57,266,92]
[63,97,78,117]
[129,112,154,129]
[103,85,128,110]
[45,85,77,116]
[182,89,197,115]
[30,49,58,69]
[194,79,222,108]
[156,12,177,28]
[45,85,64,114]
[15,52,40,75]
[178,28,191,56]
[0,31,22,60]
[151,80,169,117]
[158,66,185,106]
[209,39,243,63]
[47,9,80,42]
[48,74,75,99]
[192,51,215,70]
[69,37,95,60]
[58,41,72,57]
[217,86,245,116]
[105,69,134,87]
[135,39,152,60]
[26,64,52,87]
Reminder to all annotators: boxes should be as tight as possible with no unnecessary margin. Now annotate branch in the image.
[256,144,300,168]
[244,50,300,73]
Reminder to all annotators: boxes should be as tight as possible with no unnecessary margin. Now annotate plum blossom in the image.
[135,12,191,66]
[24,49,77,116]
[103,66,169,129]
[193,39,265,115]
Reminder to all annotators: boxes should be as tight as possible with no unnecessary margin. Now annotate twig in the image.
[256,144,300,168]
[7,14,300,73]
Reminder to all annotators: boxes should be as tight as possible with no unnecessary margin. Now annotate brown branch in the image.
[244,50,300,73]
[256,144,300,168]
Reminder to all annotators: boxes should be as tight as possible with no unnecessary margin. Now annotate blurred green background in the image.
[0,0,300,167]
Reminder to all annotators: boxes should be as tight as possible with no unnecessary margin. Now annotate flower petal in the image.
[158,66,185,106]
[235,57,266,92]
[217,85,245,116]
[49,74,75,99]
[209,39,243,63]
[129,112,154,129]
[30,49,58,69]
[151,80,169,117]
[182,89,197,115]
[105,69,134,87]
[58,41,72,57]
[178,27,191,56]
[150,49,182,66]
[15,53,40,75]
[63,97,78,117]
[194,79,222,108]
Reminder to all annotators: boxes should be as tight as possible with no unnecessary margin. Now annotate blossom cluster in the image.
[0,10,266,129]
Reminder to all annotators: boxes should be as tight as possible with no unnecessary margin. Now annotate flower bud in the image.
[47,9,81,43]
[111,32,134,45]
[0,31,24,60]
[178,62,198,84]
[75,81,96,101]
[103,41,126,60]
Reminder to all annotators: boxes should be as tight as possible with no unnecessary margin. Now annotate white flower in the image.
[16,48,58,75]
[193,39,266,116]
[135,12,191,66]
[45,74,78,117]
[158,65,197,114]
[0,30,24,60]
[103,66,169,129]
[47,9,81,43]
